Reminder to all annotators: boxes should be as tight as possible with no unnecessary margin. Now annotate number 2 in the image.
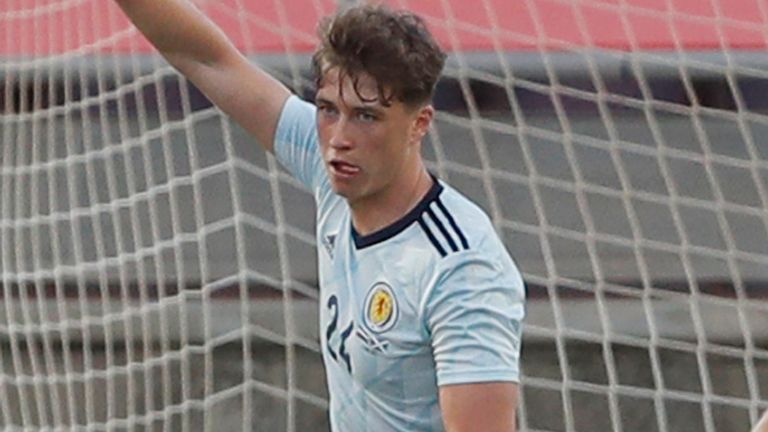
[326,296,339,361]
[326,295,353,374]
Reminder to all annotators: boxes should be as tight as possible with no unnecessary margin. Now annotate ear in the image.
[410,105,434,144]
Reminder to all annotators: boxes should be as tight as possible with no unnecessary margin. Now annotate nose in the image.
[329,116,352,150]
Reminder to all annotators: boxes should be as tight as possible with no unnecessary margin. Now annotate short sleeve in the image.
[422,252,526,386]
[273,95,327,195]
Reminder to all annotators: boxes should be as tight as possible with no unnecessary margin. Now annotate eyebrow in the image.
[315,96,385,115]
[353,106,385,117]
[315,96,336,106]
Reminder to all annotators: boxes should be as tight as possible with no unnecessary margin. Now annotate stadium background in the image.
[1,0,768,430]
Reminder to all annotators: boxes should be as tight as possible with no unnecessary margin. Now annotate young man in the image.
[115,1,525,430]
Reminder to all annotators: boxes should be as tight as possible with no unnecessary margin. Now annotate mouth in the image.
[329,159,361,179]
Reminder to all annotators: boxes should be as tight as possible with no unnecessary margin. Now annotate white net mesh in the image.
[1,0,767,431]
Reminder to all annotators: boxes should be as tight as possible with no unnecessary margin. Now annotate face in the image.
[315,68,433,205]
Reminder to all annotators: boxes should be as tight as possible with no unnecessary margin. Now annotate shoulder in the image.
[278,94,317,124]
[416,180,499,259]
[273,95,334,199]
[274,95,318,147]
[419,181,525,299]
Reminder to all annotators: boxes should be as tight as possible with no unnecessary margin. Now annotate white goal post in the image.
[1,0,767,431]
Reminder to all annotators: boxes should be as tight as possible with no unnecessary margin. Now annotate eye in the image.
[317,104,338,116]
[356,111,377,122]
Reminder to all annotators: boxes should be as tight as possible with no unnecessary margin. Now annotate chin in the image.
[330,181,354,198]
[331,181,371,204]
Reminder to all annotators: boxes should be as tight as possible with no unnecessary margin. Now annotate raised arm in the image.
[115,0,291,152]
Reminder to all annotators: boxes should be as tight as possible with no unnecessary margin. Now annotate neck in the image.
[350,163,433,237]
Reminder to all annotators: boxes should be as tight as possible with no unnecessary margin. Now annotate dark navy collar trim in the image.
[352,176,443,249]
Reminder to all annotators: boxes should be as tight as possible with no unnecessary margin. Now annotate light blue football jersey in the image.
[274,95,526,432]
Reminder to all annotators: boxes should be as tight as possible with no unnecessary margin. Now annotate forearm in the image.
[114,0,290,150]
[753,409,768,432]
[114,0,236,67]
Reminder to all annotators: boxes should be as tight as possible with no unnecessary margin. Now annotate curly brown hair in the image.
[312,5,446,108]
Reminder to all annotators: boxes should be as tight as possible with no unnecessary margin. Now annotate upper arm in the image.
[183,56,325,194]
[422,250,524,430]
[439,382,518,432]
[177,51,326,194]
[424,252,525,387]
[172,50,291,153]
[116,0,291,152]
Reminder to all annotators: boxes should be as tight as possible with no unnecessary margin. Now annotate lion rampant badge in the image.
[363,282,399,333]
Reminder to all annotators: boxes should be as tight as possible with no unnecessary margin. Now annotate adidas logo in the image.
[323,234,337,259]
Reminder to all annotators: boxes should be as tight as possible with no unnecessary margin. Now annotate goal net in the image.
[1,0,767,431]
